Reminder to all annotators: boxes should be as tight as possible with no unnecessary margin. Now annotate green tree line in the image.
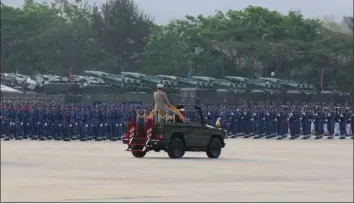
[1,0,353,91]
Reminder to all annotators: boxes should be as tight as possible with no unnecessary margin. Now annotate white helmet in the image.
[157,84,164,89]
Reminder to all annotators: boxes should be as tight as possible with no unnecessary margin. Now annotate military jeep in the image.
[122,105,227,159]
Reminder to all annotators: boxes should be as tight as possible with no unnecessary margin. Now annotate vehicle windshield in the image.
[183,107,202,123]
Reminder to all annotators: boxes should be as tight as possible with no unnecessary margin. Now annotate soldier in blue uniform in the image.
[277,107,288,140]
[62,107,71,141]
[229,111,237,136]
[14,105,24,140]
[351,112,354,139]
[41,106,49,139]
[98,106,108,140]
[242,109,252,138]
[273,110,281,138]
[234,109,242,137]
[269,108,278,138]
[288,111,295,139]
[22,104,31,139]
[238,109,246,137]
[79,107,89,141]
[325,109,334,138]
[301,109,312,139]
[38,105,46,140]
[118,107,126,139]
[264,110,273,138]
[290,109,301,139]
[333,108,341,137]
[6,105,15,140]
[45,106,54,139]
[100,106,109,140]
[339,109,348,138]
[1,104,10,139]
[85,106,93,140]
[30,104,39,139]
[255,108,265,139]
[52,106,58,139]
[90,106,100,141]
[249,111,257,137]
[54,105,64,140]
[86,106,93,140]
[69,106,79,140]
[108,106,118,141]
[314,110,323,139]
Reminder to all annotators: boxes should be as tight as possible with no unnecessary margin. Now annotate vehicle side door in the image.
[183,106,208,147]
[185,122,208,147]
[165,123,199,147]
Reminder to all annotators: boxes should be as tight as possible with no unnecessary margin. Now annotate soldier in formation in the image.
[0,101,128,141]
[1,100,353,141]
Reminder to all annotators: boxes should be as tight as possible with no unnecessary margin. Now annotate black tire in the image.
[132,150,146,158]
[206,137,222,159]
[167,137,185,159]
[131,146,146,158]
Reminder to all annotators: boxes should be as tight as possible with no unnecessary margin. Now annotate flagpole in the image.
[320,68,324,92]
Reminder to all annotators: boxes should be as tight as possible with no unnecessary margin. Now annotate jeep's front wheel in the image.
[206,137,222,158]
[167,137,185,158]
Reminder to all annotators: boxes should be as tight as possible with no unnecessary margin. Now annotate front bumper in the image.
[122,138,169,148]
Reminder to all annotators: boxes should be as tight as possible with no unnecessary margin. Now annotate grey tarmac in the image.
[1,139,353,202]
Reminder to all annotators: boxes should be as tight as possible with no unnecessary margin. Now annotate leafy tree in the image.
[1,2,352,92]
[90,0,153,73]
[143,6,353,92]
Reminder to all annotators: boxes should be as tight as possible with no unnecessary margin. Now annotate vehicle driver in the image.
[153,84,171,122]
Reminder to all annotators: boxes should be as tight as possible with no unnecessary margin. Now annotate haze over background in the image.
[2,0,353,24]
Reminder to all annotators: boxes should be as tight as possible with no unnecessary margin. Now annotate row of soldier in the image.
[0,101,144,141]
[209,105,353,139]
[1,101,353,141]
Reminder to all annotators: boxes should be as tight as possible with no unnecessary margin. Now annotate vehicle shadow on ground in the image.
[141,157,274,163]
[1,161,38,167]
[144,156,216,160]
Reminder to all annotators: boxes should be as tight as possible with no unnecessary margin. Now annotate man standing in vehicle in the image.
[153,84,171,122]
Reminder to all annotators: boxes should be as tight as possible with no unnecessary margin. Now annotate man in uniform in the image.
[351,111,354,139]
[153,84,171,122]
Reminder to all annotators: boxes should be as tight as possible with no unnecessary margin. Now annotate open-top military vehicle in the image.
[122,105,227,159]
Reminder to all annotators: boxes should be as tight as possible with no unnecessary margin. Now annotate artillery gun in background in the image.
[83,70,147,92]
[190,76,250,91]
[1,73,37,91]
[3,70,349,104]
[121,72,179,93]
[34,74,111,94]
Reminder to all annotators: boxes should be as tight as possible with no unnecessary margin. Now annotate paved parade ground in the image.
[1,139,353,202]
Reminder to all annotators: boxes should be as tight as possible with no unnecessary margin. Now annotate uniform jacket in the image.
[153,90,171,111]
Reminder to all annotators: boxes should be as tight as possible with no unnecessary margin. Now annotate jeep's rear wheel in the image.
[206,137,222,158]
[167,137,185,158]
[131,146,146,158]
